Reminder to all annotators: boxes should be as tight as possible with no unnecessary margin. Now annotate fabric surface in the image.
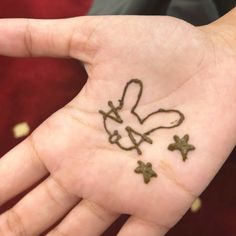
[0,1,236,235]
[89,0,219,25]
[89,0,235,25]
[167,0,219,25]
[89,0,171,16]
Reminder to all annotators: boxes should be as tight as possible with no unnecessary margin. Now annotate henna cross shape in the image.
[99,79,185,155]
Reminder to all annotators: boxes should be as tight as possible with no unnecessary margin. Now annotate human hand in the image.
[0,11,236,236]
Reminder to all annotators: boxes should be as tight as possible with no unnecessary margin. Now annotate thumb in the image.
[0,16,104,63]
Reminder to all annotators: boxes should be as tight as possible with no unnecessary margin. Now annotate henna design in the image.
[134,160,157,184]
[168,134,195,161]
[99,79,185,155]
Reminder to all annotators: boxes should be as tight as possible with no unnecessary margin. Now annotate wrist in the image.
[198,8,236,103]
[200,7,236,53]
[211,7,236,29]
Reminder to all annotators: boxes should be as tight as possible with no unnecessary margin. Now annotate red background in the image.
[0,1,235,235]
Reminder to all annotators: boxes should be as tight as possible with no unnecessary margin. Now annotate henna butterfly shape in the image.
[99,79,185,155]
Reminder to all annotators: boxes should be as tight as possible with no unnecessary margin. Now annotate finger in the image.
[0,17,103,61]
[0,137,48,206]
[0,177,79,236]
[47,199,119,236]
[117,216,169,236]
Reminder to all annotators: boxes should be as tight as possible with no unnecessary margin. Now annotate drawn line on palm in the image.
[99,79,185,155]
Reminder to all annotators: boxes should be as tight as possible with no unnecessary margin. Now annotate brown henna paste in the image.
[99,79,185,155]
[134,160,157,184]
[168,134,195,161]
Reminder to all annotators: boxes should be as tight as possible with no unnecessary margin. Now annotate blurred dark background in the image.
[0,0,235,235]
[89,0,236,25]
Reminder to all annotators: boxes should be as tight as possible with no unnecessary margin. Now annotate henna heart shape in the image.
[99,79,185,155]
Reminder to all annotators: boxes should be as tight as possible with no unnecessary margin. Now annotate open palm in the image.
[0,16,236,236]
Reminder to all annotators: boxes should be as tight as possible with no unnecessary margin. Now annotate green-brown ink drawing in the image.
[134,160,157,184]
[168,134,195,161]
[99,79,185,155]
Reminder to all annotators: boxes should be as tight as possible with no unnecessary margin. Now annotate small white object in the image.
[13,122,30,138]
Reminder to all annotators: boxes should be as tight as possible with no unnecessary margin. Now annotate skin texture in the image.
[0,9,236,236]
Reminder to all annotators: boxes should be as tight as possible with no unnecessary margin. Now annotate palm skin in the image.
[0,15,236,236]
